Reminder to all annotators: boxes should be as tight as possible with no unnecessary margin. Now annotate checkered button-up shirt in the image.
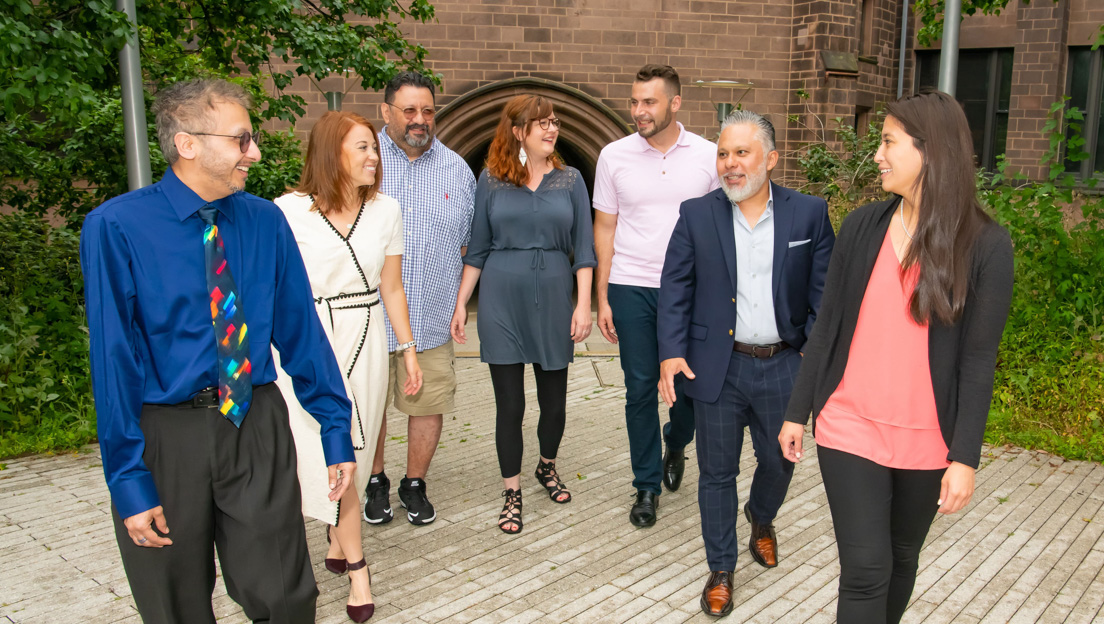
[378,129,477,352]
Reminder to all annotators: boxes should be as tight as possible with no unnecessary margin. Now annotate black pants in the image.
[818,446,946,624]
[488,363,568,478]
[112,383,317,624]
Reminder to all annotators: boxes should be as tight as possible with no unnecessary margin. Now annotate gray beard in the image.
[721,167,768,204]
[404,132,430,148]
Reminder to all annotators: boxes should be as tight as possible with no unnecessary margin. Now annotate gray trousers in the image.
[111,383,317,623]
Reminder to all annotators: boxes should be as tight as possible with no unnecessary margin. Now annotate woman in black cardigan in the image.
[778,91,1014,623]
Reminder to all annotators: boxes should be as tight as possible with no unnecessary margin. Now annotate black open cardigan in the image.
[783,196,1015,469]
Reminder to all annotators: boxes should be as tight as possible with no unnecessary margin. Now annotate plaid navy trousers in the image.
[694,347,802,572]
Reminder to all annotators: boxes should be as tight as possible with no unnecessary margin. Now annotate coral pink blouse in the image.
[814,229,951,470]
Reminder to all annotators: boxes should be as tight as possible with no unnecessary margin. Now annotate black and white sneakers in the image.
[362,472,394,524]
[363,473,437,525]
[398,476,436,525]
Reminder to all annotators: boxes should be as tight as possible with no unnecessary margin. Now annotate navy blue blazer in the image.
[657,182,835,404]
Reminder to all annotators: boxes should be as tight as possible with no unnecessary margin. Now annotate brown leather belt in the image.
[733,341,790,359]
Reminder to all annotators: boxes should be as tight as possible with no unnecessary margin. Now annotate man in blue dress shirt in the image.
[80,79,355,623]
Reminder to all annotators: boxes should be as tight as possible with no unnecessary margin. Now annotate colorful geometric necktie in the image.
[199,205,252,426]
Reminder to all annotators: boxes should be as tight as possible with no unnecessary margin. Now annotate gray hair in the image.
[720,110,776,154]
[153,79,253,165]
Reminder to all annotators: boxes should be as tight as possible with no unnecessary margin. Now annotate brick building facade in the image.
[277,0,1103,187]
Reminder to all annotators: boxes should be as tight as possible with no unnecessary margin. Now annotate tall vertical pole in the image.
[897,0,910,99]
[118,0,151,190]
[937,0,962,96]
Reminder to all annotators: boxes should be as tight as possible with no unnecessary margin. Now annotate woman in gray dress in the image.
[451,94,596,534]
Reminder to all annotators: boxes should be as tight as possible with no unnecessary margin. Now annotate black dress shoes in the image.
[662,442,686,492]
[629,490,658,527]
[700,570,734,617]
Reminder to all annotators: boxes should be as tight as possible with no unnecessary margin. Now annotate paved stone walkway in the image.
[3,354,1104,623]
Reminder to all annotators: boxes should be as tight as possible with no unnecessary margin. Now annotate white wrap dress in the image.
[272,191,403,525]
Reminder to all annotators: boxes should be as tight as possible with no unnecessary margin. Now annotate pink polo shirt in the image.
[593,123,719,288]
[815,229,950,470]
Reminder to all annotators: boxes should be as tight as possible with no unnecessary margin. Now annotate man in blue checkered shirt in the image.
[364,72,477,526]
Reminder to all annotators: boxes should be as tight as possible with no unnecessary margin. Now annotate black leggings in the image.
[818,446,946,624]
[488,363,568,479]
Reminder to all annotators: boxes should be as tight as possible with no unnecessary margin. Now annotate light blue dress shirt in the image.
[732,185,783,344]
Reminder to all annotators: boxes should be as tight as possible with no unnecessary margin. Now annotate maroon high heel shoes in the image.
[325,526,347,574]
[345,559,375,622]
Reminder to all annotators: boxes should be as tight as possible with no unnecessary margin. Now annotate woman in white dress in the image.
[274,111,422,622]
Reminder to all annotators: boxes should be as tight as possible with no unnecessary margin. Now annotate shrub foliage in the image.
[982,101,1104,461]
[0,212,95,456]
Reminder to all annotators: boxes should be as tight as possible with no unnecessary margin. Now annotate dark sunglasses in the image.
[189,131,261,153]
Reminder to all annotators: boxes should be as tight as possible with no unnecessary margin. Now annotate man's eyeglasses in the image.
[537,118,562,130]
[189,131,261,153]
[386,102,436,120]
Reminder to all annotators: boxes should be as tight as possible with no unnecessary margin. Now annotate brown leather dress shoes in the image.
[745,503,778,568]
[700,570,734,617]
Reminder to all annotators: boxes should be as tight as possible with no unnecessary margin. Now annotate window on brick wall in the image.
[858,0,875,57]
[1065,47,1104,178]
[916,49,1013,171]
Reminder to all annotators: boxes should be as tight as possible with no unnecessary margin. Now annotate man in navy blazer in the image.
[658,111,833,617]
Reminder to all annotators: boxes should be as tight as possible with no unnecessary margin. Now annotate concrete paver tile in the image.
[3,357,1104,623]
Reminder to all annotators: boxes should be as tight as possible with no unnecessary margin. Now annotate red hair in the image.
[485,95,563,187]
[296,111,381,215]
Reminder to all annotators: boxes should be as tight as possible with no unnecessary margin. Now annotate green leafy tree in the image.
[914,0,1104,48]
[0,0,435,457]
[0,0,436,223]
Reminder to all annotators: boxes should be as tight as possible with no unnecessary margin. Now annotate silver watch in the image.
[396,340,416,353]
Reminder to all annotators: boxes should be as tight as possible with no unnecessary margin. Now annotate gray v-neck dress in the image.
[464,166,597,370]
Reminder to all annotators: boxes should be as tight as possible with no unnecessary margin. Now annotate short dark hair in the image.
[384,71,436,104]
[634,64,680,97]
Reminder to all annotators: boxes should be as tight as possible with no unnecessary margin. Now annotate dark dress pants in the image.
[111,383,317,624]
[608,283,695,495]
[694,348,801,571]
[818,446,945,624]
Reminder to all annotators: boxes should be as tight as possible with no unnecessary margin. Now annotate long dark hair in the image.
[885,91,991,325]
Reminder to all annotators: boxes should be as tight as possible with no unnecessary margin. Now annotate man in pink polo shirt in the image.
[594,64,720,528]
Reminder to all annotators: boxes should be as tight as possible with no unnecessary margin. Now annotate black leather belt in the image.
[733,341,790,358]
[180,386,219,408]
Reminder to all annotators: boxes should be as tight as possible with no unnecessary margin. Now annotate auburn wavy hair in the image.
[485,95,563,187]
[296,111,381,216]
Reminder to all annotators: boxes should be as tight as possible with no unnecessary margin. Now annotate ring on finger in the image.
[138,537,147,544]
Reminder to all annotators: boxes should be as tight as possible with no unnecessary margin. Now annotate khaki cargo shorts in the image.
[387,341,456,416]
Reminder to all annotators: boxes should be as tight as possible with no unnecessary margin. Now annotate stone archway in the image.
[435,77,633,194]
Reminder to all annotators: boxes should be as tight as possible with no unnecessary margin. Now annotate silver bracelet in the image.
[396,340,416,353]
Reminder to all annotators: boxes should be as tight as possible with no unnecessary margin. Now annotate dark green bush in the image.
[0,211,96,457]
[982,101,1104,462]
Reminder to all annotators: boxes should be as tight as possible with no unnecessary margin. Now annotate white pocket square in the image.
[788,239,811,248]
